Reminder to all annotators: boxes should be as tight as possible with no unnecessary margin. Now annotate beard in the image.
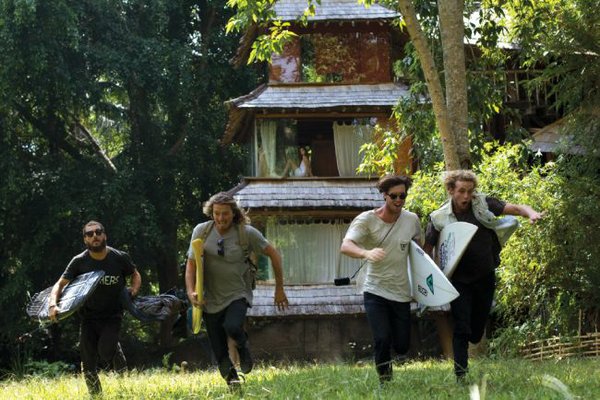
[86,237,107,253]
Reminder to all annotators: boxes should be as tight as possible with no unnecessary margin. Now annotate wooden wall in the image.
[269,25,393,84]
[246,314,444,362]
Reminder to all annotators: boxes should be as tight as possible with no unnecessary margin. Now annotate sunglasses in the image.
[387,192,407,200]
[84,228,104,238]
[217,238,225,256]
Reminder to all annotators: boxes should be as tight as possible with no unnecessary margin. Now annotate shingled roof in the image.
[231,0,400,67]
[248,284,425,317]
[233,83,409,109]
[248,284,364,317]
[222,83,410,143]
[273,0,400,22]
[230,177,382,210]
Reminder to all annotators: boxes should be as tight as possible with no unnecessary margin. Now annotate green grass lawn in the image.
[1,357,598,399]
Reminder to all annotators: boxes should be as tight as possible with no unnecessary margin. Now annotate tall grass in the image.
[1,358,598,399]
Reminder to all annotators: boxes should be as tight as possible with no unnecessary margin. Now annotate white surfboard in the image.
[408,241,459,307]
[436,222,478,278]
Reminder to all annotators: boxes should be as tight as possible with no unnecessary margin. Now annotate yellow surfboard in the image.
[191,238,204,334]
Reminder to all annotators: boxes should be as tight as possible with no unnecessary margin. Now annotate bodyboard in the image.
[436,222,478,278]
[26,270,105,322]
[191,238,204,334]
[408,241,459,307]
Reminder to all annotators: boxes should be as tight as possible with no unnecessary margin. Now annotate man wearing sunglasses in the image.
[341,175,422,385]
[423,170,542,383]
[185,192,288,389]
[48,220,142,395]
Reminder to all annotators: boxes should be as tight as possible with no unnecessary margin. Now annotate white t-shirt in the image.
[344,209,422,302]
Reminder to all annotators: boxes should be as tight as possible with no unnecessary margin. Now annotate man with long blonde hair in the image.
[185,192,288,389]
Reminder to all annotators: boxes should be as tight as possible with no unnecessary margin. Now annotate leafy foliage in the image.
[357,126,406,176]
[407,143,600,347]
[507,0,600,115]
[0,0,259,370]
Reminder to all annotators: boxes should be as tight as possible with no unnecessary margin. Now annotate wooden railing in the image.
[521,332,600,360]
[477,69,559,115]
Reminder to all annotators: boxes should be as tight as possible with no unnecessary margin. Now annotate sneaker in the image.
[237,344,253,374]
[226,368,242,392]
[83,371,102,395]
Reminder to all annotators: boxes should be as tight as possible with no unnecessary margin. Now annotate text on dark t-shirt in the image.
[62,246,136,319]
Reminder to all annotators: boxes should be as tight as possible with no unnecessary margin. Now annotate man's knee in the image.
[469,326,486,344]
[222,321,245,342]
[98,340,120,362]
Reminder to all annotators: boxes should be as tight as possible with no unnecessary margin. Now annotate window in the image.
[254,118,376,178]
[263,218,357,285]
[300,32,390,84]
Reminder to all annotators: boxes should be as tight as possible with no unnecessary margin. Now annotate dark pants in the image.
[363,292,411,379]
[203,298,248,380]
[80,318,123,394]
[451,272,496,377]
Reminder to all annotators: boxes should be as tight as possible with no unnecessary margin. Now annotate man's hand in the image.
[128,287,139,297]
[504,203,545,224]
[187,291,204,308]
[274,286,289,311]
[528,210,545,224]
[48,304,61,321]
[363,247,386,262]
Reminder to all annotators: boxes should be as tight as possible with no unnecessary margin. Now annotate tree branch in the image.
[71,121,118,173]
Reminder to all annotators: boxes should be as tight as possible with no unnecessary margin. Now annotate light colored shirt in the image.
[187,223,269,313]
[344,209,422,302]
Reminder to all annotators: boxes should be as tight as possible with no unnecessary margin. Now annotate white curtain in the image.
[333,122,373,176]
[258,121,277,177]
[265,220,358,284]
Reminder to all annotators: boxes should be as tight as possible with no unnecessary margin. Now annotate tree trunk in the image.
[397,0,461,170]
[128,83,180,347]
[438,0,471,169]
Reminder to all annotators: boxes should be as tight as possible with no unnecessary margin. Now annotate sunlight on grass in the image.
[1,358,598,399]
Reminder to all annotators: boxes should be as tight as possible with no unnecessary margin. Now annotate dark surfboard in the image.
[26,270,105,322]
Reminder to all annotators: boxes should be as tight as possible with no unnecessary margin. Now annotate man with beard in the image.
[185,192,288,390]
[340,175,421,385]
[49,220,142,395]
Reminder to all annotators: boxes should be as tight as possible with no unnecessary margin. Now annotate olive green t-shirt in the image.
[187,222,268,313]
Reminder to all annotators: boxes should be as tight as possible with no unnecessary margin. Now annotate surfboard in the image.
[436,222,478,278]
[408,241,459,307]
[26,270,106,322]
[191,238,204,334]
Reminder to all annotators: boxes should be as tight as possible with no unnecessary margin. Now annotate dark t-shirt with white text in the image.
[62,246,136,319]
